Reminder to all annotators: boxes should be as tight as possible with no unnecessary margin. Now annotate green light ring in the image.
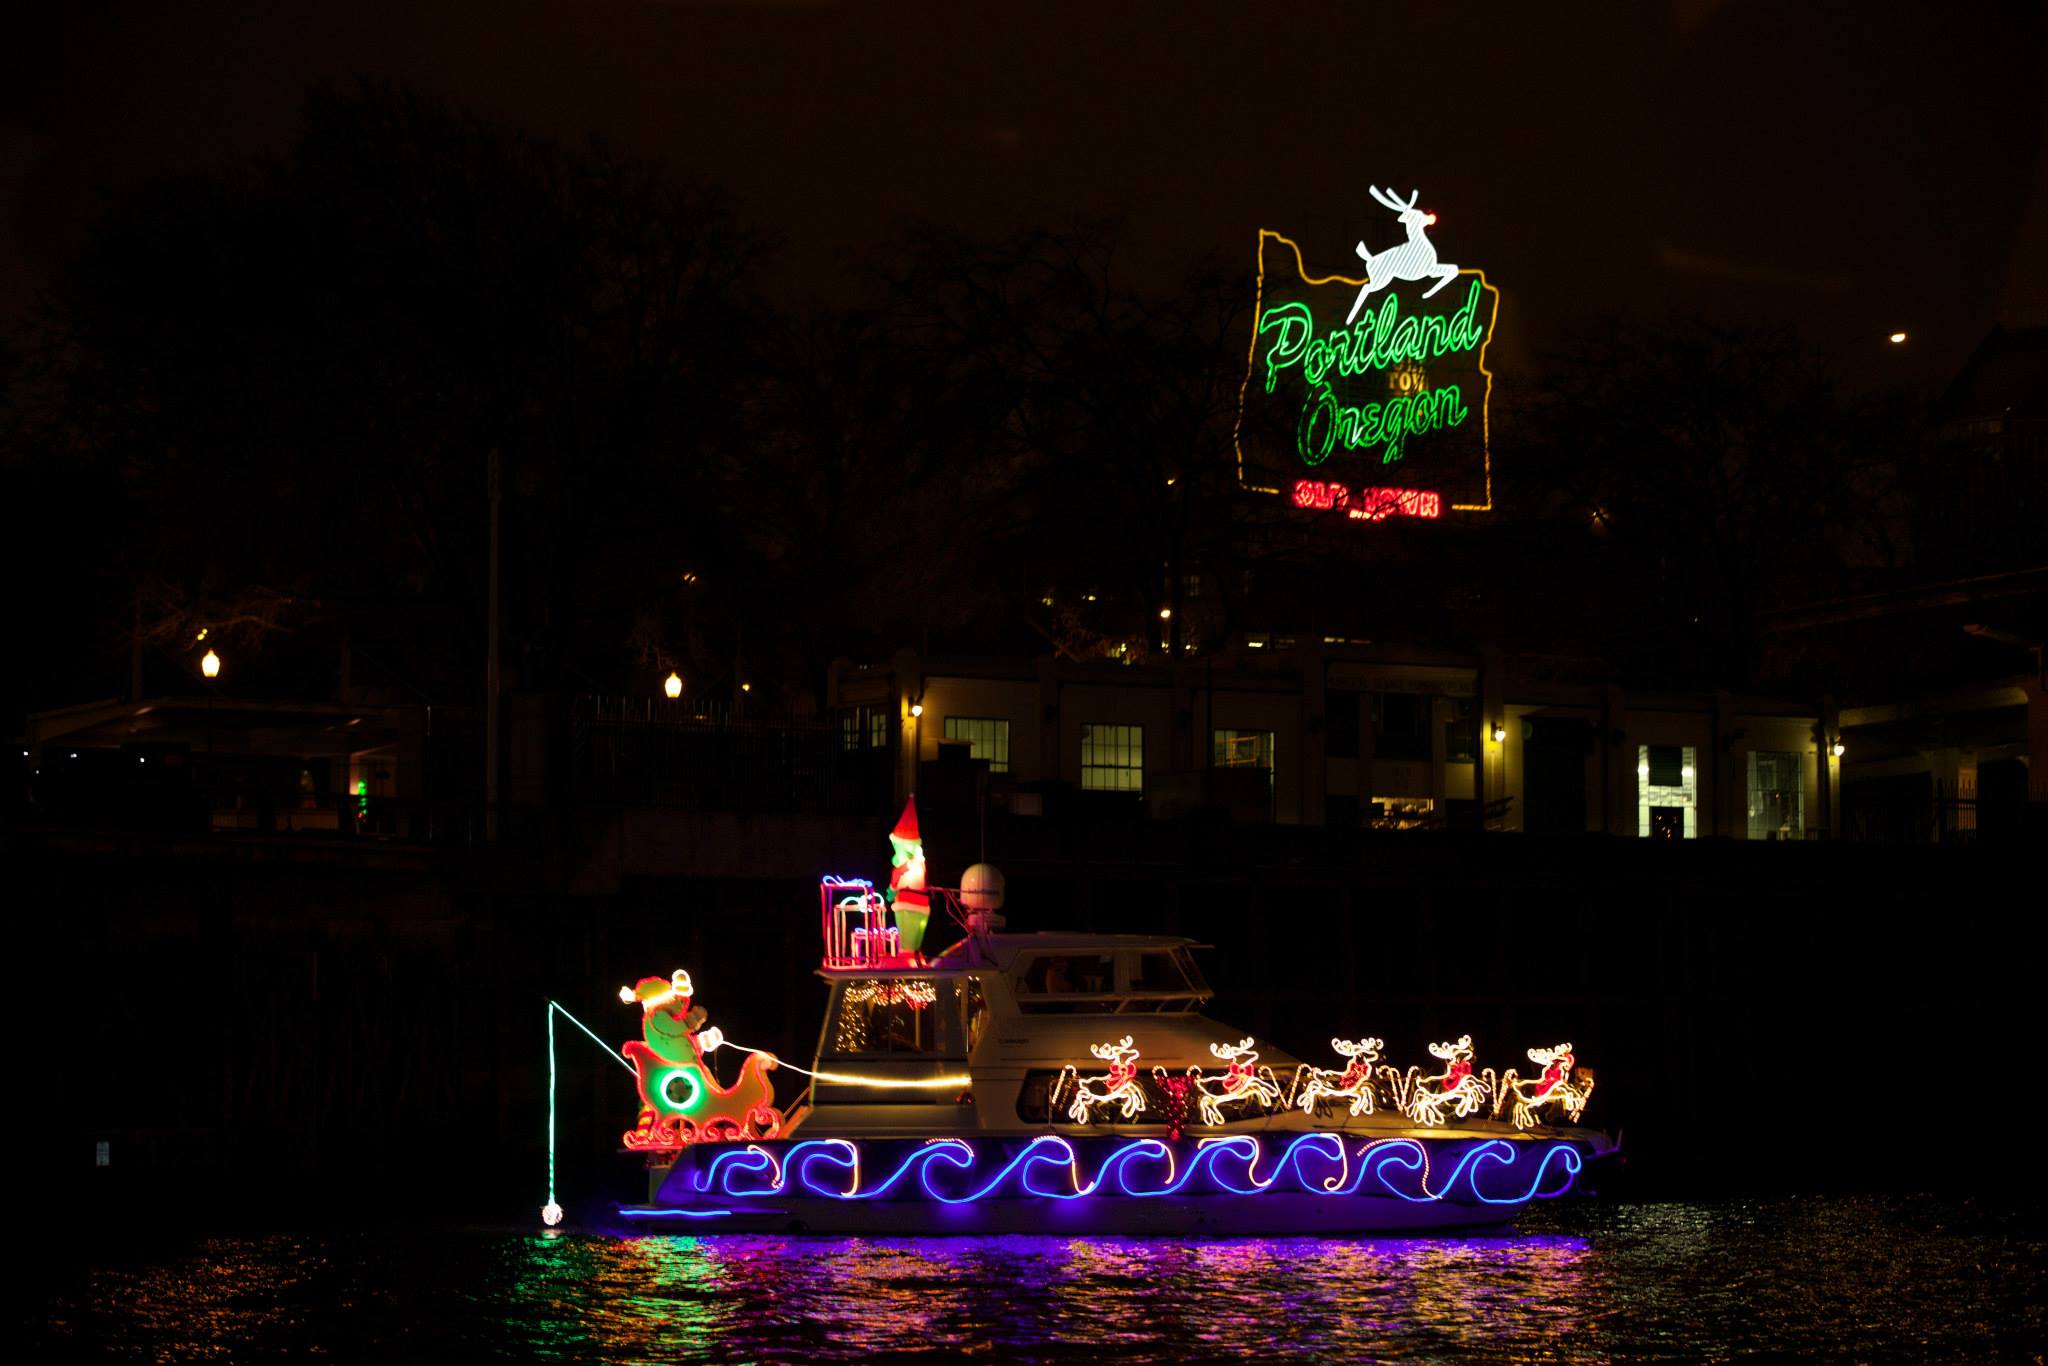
[654,1066,706,1117]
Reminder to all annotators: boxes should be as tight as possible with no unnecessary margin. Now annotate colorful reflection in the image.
[38,1200,2044,1364]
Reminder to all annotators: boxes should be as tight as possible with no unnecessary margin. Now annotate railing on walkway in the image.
[570,697,892,815]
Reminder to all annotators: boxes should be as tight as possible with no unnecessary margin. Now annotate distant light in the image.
[541,1202,563,1228]
[1888,332,1907,344]
[1158,607,1172,621]
[139,757,146,764]
[663,671,683,699]
[70,752,78,759]
[195,628,208,642]
[740,682,752,694]
[910,702,924,718]
[201,649,221,679]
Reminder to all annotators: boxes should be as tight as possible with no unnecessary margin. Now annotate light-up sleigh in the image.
[589,799,1614,1235]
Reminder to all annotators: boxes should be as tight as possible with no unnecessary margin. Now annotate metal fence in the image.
[570,698,892,815]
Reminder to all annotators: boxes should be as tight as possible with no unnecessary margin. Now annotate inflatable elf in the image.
[886,796,930,955]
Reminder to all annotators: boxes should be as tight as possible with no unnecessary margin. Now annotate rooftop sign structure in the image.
[1235,193,1499,517]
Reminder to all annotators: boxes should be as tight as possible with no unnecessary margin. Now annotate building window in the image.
[1637,744,1698,839]
[1371,693,1431,761]
[1370,795,1435,830]
[1747,751,1804,841]
[1442,696,1478,764]
[840,706,890,751]
[1080,724,1144,792]
[943,716,1010,773]
[1213,729,1275,789]
[1325,690,1361,759]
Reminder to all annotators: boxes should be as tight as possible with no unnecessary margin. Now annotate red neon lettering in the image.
[1341,488,1443,523]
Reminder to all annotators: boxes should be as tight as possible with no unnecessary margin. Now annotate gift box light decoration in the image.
[1194,1038,1285,1127]
[820,877,894,969]
[1495,1043,1596,1131]
[1053,1036,1149,1125]
[1295,1036,1386,1118]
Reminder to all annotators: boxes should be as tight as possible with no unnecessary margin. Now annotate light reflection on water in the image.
[41,1198,2045,1363]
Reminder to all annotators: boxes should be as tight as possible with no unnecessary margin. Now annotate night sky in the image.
[12,0,2047,385]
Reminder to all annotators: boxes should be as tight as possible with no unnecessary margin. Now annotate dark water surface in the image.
[39,1198,2045,1363]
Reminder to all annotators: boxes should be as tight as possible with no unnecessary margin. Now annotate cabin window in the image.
[963,976,988,1053]
[1013,953,1119,1013]
[825,979,962,1057]
[1128,951,1192,995]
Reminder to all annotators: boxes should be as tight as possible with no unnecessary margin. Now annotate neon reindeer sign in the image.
[1055,1035,1149,1125]
[1235,197,1498,514]
[1347,186,1459,319]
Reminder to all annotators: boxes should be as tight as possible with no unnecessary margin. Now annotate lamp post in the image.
[200,649,220,820]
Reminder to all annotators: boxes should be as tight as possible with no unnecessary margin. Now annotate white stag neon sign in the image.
[1346,185,1460,320]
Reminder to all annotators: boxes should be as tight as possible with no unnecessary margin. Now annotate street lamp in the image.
[200,649,221,819]
[664,671,683,699]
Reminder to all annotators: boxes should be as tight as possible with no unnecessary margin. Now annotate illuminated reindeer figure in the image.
[1054,1035,1148,1125]
[1195,1037,1284,1127]
[1399,1034,1494,1127]
[1345,185,1461,323]
[1495,1043,1595,1131]
[1295,1037,1386,1118]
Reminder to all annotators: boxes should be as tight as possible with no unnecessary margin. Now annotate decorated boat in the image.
[553,799,1615,1234]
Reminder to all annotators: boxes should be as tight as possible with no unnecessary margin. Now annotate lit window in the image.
[1212,729,1275,789]
[841,707,890,751]
[1747,751,1804,841]
[943,716,1010,773]
[1638,744,1698,839]
[1080,724,1144,792]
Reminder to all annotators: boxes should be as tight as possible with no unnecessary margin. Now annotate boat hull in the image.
[619,1131,1592,1236]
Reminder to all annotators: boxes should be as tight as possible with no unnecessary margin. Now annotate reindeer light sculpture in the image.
[1495,1043,1595,1131]
[1194,1037,1284,1127]
[1295,1037,1386,1118]
[1346,185,1460,323]
[1053,1035,1148,1125]
[1400,1034,1494,1127]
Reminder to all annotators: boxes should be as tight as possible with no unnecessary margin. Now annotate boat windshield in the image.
[1012,948,1206,1014]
